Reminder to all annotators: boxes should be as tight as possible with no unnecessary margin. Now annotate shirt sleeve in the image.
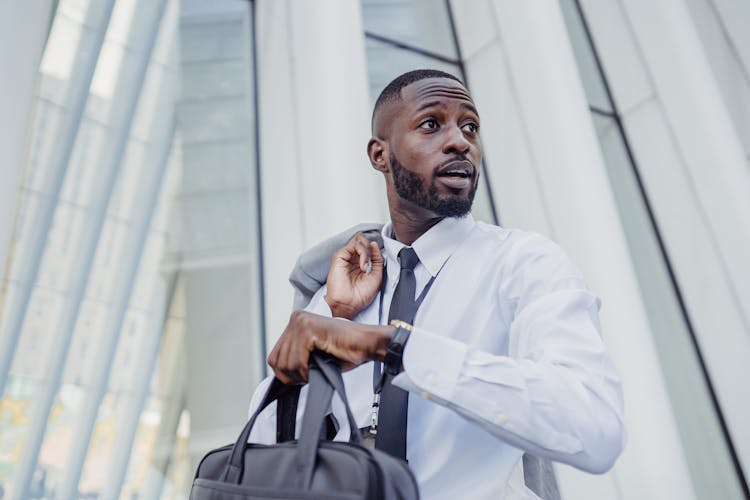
[392,244,625,474]
[305,283,334,317]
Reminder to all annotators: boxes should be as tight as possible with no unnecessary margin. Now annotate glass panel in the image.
[58,119,111,206]
[558,0,612,113]
[23,101,72,196]
[176,97,250,143]
[470,168,496,225]
[57,0,115,29]
[180,59,248,100]
[1,0,261,498]
[362,0,458,60]
[119,278,186,498]
[0,0,263,498]
[590,112,744,499]
[35,202,89,293]
[4,191,48,282]
[12,288,68,380]
[179,18,246,63]
[180,141,250,194]
[365,38,461,107]
[560,0,746,496]
[108,139,150,219]
[37,13,101,107]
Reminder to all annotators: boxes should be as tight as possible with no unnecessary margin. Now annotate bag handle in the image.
[306,352,363,445]
[223,352,362,485]
[293,353,363,488]
[222,377,299,482]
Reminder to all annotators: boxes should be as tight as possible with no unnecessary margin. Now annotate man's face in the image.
[384,77,482,217]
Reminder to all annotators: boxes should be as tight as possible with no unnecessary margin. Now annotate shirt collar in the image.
[381,214,476,277]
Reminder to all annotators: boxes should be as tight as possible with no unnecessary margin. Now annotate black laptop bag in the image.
[189,352,420,499]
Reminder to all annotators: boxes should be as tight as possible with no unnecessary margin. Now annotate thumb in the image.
[370,241,384,268]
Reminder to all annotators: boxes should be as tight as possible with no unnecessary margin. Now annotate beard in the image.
[390,152,478,217]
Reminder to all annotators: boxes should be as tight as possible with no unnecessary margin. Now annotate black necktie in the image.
[375,247,420,459]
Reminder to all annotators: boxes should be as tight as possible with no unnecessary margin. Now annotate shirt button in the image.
[420,392,430,400]
[495,413,507,425]
[425,371,438,387]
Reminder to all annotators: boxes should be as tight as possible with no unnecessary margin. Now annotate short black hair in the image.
[372,69,464,127]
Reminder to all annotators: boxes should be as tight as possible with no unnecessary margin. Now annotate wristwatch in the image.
[385,320,413,375]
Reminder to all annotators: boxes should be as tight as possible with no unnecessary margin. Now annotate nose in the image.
[442,125,471,155]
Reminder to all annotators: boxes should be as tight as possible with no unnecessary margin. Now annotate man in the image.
[248,69,625,499]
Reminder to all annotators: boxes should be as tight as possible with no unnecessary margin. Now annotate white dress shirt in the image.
[248,215,625,500]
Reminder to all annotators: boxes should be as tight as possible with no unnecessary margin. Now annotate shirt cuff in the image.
[304,286,333,317]
[393,327,468,402]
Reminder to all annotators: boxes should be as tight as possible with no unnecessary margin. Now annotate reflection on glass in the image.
[365,38,460,107]
[558,0,612,113]
[1,0,261,498]
[362,0,457,59]
[590,112,745,499]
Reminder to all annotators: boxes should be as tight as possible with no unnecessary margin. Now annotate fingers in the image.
[268,334,294,384]
[277,331,297,383]
[369,241,384,270]
[339,232,379,274]
[267,310,386,387]
[268,311,318,384]
[272,344,307,384]
[352,233,373,273]
[268,317,298,384]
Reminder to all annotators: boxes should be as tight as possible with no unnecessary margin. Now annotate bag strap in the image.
[294,353,363,488]
[222,377,297,482]
[307,353,362,444]
[277,382,341,443]
[276,385,301,443]
[224,352,361,485]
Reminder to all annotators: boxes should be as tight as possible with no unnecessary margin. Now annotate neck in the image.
[389,208,443,246]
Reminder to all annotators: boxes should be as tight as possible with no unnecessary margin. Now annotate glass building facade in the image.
[0,0,749,498]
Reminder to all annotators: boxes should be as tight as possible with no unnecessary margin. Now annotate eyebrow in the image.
[415,100,479,116]
[462,102,479,116]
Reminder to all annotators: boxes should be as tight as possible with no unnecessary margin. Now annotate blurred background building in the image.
[0,0,748,498]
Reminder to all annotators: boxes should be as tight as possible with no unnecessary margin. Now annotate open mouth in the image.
[438,169,471,179]
[436,171,473,190]
[435,161,474,189]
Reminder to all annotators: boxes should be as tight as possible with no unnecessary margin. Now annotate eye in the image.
[419,118,439,130]
[461,122,479,133]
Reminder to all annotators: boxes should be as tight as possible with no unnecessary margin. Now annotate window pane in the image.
[1,1,262,498]
[362,0,458,60]
[558,0,612,113]
[365,37,461,106]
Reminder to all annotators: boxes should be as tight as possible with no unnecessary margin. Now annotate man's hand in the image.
[268,310,392,384]
[325,232,384,319]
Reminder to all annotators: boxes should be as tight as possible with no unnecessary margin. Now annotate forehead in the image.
[399,77,476,112]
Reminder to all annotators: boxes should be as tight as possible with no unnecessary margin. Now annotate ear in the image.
[367,137,389,173]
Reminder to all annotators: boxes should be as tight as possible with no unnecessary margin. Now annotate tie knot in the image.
[398,247,420,271]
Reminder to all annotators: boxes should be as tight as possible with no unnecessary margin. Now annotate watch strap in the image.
[384,320,413,375]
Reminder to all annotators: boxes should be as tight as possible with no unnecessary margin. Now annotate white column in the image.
[256,0,387,349]
[0,1,54,285]
[452,0,696,498]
